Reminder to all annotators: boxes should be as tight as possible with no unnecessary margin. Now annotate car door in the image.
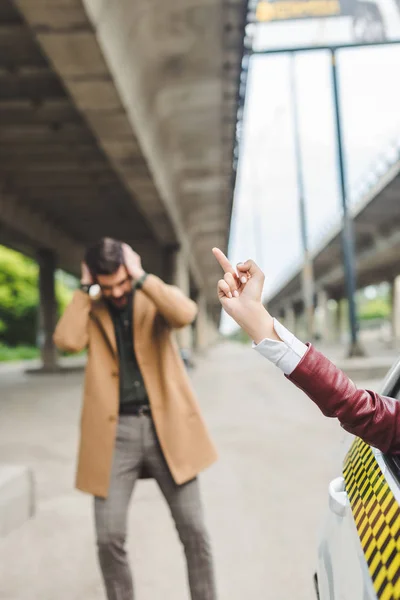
[317,358,400,600]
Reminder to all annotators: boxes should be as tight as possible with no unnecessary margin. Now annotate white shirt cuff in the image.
[252,318,308,375]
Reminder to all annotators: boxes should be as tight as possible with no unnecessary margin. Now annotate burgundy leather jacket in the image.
[287,345,400,455]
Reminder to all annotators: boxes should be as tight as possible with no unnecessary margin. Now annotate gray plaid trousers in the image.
[94,414,217,600]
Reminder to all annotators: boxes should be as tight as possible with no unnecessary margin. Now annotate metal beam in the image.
[252,40,400,55]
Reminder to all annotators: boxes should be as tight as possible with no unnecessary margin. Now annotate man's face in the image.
[97,265,133,309]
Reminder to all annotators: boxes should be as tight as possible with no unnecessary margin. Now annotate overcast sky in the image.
[222,43,400,334]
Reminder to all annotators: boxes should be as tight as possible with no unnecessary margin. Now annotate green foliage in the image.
[0,246,39,346]
[0,344,40,362]
[0,245,75,349]
[359,297,391,321]
[56,279,74,315]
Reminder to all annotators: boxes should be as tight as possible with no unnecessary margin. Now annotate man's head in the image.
[85,238,132,309]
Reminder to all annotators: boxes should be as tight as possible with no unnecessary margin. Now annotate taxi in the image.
[315,357,400,600]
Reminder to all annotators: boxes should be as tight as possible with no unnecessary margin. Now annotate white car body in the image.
[316,359,400,600]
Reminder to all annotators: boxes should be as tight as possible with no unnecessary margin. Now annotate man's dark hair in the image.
[85,238,124,277]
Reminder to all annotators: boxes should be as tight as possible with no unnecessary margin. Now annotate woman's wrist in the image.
[239,304,279,344]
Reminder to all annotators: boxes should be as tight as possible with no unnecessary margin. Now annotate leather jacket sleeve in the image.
[287,345,400,454]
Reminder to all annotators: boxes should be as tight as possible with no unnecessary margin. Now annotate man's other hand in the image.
[122,244,145,281]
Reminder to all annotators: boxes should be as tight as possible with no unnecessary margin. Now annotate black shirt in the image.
[109,291,149,414]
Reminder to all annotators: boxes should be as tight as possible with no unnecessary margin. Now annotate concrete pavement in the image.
[314,329,399,380]
[0,342,377,600]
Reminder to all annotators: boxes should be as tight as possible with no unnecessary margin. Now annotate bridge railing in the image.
[349,135,400,213]
[266,134,400,303]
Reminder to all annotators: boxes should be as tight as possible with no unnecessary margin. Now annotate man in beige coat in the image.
[53,237,218,600]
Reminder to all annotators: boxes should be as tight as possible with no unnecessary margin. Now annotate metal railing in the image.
[266,133,400,302]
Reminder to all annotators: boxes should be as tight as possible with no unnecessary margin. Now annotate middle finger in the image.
[224,272,239,297]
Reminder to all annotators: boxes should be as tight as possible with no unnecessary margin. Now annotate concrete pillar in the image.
[171,250,193,351]
[195,295,209,352]
[37,249,58,372]
[315,289,329,341]
[301,256,315,340]
[284,303,296,334]
[335,299,343,343]
[194,295,220,352]
[293,301,305,338]
[295,306,307,340]
[391,275,400,346]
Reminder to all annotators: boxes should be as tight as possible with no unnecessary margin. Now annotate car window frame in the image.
[380,356,400,481]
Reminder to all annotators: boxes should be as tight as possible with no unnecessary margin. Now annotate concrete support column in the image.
[391,275,400,346]
[195,295,209,352]
[301,257,315,340]
[37,249,58,372]
[284,303,296,334]
[315,289,329,341]
[295,304,306,340]
[194,296,220,352]
[171,250,193,351]
[335,299,343,343]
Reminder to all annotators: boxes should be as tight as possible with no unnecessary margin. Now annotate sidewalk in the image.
[313,330,399,381]
[0,355,86,375]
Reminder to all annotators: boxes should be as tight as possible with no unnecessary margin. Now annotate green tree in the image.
[0,246,39,346]
[0,246,74,347]
[359,297,390,321]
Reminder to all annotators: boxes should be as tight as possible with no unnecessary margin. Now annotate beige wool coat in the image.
[53,275,218,498]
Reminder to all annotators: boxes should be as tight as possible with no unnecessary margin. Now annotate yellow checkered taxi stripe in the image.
[343,438,400,600]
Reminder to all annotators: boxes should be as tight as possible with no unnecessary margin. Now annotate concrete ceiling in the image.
[0,0,250,321]
[0,0,157,273]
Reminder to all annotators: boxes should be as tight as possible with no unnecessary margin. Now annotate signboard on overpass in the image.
[254,0,400,51]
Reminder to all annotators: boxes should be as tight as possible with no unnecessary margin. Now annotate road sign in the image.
[254,0,400,51]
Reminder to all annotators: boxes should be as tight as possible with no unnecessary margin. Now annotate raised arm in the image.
[288,344,400,454]
[53,262,92,353]
[123,244,197,329]
[141,275,198,329]
[53,290,91,353]
[212,248,400,455]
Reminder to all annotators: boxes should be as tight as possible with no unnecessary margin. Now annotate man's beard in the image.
[107,291,132,310]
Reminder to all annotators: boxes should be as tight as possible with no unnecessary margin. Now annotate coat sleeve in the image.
[287,345,400,455]
[140,274,198,329]
[53,290,91,353]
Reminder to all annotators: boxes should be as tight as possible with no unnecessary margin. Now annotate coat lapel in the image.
[91,291,147,360]
[91,301,118,359]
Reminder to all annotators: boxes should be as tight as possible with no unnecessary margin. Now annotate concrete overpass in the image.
[0,0,252,366]
[266,144,400,340]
